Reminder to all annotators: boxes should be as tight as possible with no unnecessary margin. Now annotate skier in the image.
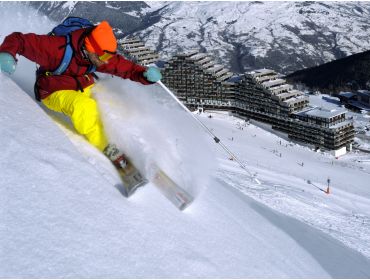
[0,20,162,169]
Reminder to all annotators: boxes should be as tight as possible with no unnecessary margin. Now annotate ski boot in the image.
[103,143,129,170]
[103,144,147,196]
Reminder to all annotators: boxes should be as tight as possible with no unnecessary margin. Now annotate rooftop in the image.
[262,79,286,88]
[339,92,356,99]
[178,50,199,57]
[227,75,243,83]
[249,69,276,76]
[297,107,347,119]
[205,65,224,74]
[190,53,208,60]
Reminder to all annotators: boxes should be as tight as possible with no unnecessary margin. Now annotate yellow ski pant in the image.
[42,85,108,151]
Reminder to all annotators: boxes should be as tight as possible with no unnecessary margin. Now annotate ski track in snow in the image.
[57,81,370,264]
[201,112,370,260]
[47,90,370,262]
[217,160,370,259]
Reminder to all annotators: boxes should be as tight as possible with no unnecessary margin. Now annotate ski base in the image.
[152,168,193,211]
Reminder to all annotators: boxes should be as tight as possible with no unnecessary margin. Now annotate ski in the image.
[104,145,193,209]
[151,166,194,211]
[103,144,147,197]
[114,158,148,197]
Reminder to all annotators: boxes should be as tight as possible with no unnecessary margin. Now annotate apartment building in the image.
[119,37,159,66]
[162,51,354,154]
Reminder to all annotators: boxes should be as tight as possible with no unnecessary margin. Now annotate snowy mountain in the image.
[28,1,370,74]
[28,1,150,35]
[1,2,370,278]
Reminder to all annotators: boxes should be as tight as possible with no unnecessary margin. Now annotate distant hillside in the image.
[24,1,370,74]
[286,50,370,94]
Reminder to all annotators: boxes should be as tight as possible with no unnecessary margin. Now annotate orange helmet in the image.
[84,21,117,55]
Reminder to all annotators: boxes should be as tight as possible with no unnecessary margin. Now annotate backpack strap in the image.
[51,34,73,75]
[86,64,96,74]
[51,28,96,76]
[34,22,97,101]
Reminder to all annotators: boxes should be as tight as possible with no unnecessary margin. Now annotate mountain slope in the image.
[2,72,370,278]
[286,49,370,93]
[25,1,370,74]
[29,1,149,34]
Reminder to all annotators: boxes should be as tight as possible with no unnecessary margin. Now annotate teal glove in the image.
[0,52,16,75]
[143,66,162,83]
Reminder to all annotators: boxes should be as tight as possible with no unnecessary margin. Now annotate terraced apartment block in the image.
[119,37,160,66]
[162,51,354,155]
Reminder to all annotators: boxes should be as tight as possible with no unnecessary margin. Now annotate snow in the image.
[61,1,77,13]
[1,2,370,278]
[138,1,370,72]
[92,77,215,198]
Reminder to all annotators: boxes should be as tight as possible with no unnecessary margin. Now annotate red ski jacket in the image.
[0,28,152,99]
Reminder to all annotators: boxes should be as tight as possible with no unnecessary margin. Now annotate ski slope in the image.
[1,2,370,278]
[2,73,370,278]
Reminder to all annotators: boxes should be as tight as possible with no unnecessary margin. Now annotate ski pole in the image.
[157,81,261,184]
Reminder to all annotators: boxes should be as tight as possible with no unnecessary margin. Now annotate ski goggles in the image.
[98,50,116,62]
